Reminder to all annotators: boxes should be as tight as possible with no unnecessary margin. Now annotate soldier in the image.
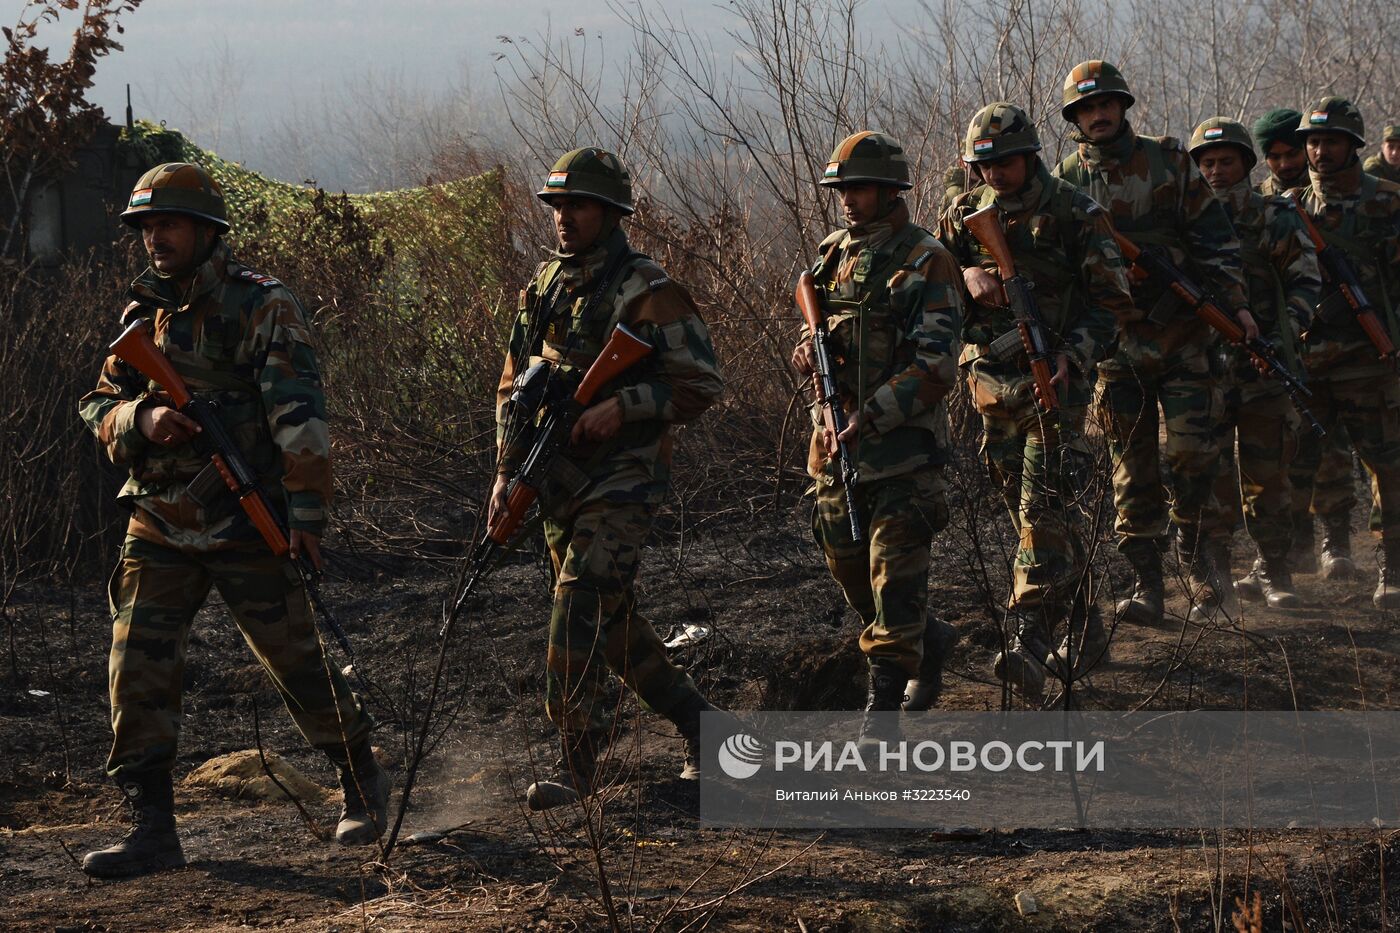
[940,159,970,214]
[1364,125,1400,184]
[938,103,1133,698]
[790,131,962,726]
[1254,108,1309,197]
[1188,118,1320,609]
[490,148,725,810]
[77,163,386,878]
[1053,61,1255,625]
[1285,99,1400,608]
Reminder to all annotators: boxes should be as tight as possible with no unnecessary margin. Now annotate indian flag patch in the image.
[1203,127,1224,140]
[545,171,569,187]
[1076,78,1097,92]
[972,137,995,154]
[823,162,841,178]
[129,188,153,206]
[1309,110,1329,125]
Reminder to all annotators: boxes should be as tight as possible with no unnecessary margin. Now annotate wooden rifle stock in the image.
[965,206,1059,412]
[110,319,194,409]
[1285,194,1396,360]
[486,323,654,547]
[795,272,839,437]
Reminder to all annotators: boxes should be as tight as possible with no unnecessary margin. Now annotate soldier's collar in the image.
[844,198,908,248]
[1075,120,1137,169]
[991,161,1048,213]
[1309,158,1365,203]
[132,240,231,308]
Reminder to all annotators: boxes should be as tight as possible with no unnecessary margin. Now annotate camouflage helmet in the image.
[1060,60,1135,122]
[819,132,912,189]
[120,162,228,231]
[536,147,634,214]
[963,102,1042,163]
[1296,97,1365,146]
[1382,124,1400,142]
[1188,117,1257,170]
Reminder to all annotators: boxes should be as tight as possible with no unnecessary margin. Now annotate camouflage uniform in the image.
[1055,61,1250,624]
[806,195,961,676]
[1189,121,1320,603]
[940,160,1131,625]
[79,240,371,781]
[497,226,723,737]
[1364,125,1400,184]
[1285,100,1400,605]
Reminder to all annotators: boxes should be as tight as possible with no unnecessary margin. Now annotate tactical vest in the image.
[1307,174,1400,343]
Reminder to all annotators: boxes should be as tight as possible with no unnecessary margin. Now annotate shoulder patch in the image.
[1070,189,1105,217]
[818,228,846,249]
[235,268,282,288]
[629,258,671,291]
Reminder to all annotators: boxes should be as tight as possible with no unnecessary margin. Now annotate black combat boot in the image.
[903,615,959,712]
[1186,536,1239,623]
[1288,515,1318,575]
[1257,553,1302,609]
[1047,593,1111,681]
[1321,512,1358,580]
[1374,540,1400,610]
[667,693,721,781]
[857,658,907,754]
[526,732,601,811]
[326,740,391,846]
[992,612,1050,701]
[1115,539,1165,627]
[82,771,186,879]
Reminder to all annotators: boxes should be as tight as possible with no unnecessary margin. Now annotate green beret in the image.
[1252,108,1302,151]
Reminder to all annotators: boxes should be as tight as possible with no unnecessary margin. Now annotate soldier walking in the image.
[790,131,962,728]
[1284,99,1400,608]
[489,148,726,809]
[938,104,1133,698]
[1188,118,1320,609]
[78,164,386,878]
[1053,61,1255,625]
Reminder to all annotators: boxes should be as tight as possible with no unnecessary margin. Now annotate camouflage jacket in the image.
[802,198,962,486]
[1258,172,1308,198]
[1290,161,1400,376]
[1212,180,1320,394]
[495,226,723,503]
[79,242,331,551]
[1055,122,1249,350]
[1364,155,1400,185]
[938,162,1133,378]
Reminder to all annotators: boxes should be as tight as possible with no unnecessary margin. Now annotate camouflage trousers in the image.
[1286,363,1400,542]
[1202,375,1299,561]
[1097,338,1222,547]
[105,533,372,780]
[1292,423,1380,530]
[812,467,949,676]
[970,361,1092,619]
[543,497,699,736]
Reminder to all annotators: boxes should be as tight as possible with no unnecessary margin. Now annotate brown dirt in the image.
[2,506,1398,931]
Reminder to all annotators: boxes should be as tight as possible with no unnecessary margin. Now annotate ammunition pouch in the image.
[185,460,232,514]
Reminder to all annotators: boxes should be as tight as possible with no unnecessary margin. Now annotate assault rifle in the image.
[963,205,1060,413]
[1285,194,1397,363]
[109,319,370,684]
[796,271,863,544]
[1111,231,1325,437]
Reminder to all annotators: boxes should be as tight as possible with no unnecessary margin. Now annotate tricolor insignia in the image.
[546,171,569,187]
[129,188,153,206]
[823,162,841,178]
[972,138,995,154]
[1309,111,1329,125]
[1076,78,1097,92]
[238,269,281,287]
[1203,127,1224,139]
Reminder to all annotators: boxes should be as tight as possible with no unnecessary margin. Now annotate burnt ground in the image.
[3,496,1400,932]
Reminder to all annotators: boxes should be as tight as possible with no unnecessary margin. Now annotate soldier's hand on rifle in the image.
[963,266,1006,306]
[290,530,323,572]
[1236,308,1260,342]
[136,395,201,447]
[829,412,861,455]
[1035,354,1071,410]
[487,473,510,534]
[791,339,817,377]
[571,396,623,444]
